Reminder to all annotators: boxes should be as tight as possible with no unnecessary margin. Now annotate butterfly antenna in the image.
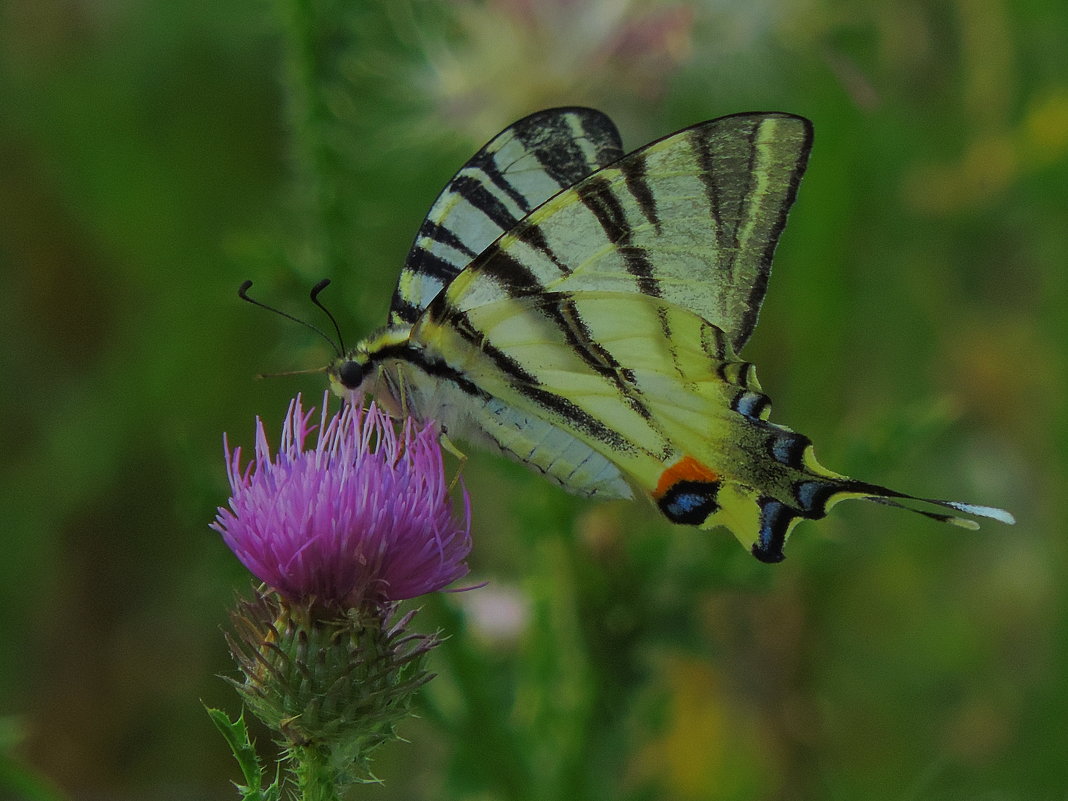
[237,280,343,357]
[309,278,347,355]
[254,366,330,380]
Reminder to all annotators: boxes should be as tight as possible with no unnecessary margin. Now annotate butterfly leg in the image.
[438,429,469,491]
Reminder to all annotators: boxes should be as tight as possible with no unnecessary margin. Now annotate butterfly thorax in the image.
[328,323,484,436]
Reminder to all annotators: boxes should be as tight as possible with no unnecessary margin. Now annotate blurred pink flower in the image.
[422,0,695,137]
[212,393,471,607]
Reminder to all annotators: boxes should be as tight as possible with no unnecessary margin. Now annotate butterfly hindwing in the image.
[412,289,855,559]
[412,288,1012,560]
[391,107,624,326]
[386,299,635,499]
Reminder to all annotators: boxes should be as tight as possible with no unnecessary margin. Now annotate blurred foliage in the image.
[0,0,1064,799]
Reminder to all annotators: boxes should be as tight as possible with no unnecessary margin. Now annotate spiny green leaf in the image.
[206,706,282,801]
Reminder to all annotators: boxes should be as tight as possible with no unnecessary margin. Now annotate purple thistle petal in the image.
[211,393,471,607]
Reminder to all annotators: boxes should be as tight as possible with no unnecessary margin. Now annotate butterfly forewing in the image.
[432,112,812,352]
[390,108,624,326]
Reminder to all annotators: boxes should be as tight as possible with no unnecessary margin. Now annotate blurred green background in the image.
[1,0,1064,798]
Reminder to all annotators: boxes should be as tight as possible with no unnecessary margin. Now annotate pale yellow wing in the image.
[413,290,1013,561]
[435,113,813,352]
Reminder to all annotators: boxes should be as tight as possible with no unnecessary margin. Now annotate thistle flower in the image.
[212,392,471,608]
[210,394,472,791]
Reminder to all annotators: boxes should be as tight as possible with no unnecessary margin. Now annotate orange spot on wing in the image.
[653,455,720,499]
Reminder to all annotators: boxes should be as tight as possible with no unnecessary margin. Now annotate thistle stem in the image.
[292,745,343,801]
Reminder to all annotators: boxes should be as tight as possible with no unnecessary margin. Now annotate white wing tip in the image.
[944,502,1016,526]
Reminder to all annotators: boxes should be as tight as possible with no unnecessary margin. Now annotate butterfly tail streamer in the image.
[738,461,1016,563]
[837,482,1016,530]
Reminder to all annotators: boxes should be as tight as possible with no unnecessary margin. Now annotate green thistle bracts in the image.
[227,592,439,783]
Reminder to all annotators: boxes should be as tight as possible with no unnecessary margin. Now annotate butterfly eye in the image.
[337,360,364,389]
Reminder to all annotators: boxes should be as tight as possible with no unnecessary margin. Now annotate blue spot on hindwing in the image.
[770,432,809,467]
[794,480,838,518]
[657,480,721,525]
[751,497,794,563]
[673,494,703,514]
[733,391,768,420]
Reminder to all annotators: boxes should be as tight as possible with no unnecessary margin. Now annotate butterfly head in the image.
[328,349,373,397]
[336,357,366,389]
[327,324,413,400]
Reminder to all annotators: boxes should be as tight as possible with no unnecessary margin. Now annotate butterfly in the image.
[324,107,1014,562]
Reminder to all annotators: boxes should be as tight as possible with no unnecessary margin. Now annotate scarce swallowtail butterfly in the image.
[323,107,1014,562]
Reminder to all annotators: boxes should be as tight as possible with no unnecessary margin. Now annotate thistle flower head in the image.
[212,393,471,608]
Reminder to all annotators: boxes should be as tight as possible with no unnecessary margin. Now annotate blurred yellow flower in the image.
[633,656,778,799]
[903,87,1068,213]
[1022,90,1068,165]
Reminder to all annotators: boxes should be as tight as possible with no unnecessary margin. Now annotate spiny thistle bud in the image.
[210,393,472,791]
[226,593,437,783]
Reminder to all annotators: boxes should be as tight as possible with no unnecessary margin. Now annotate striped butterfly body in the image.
[330,108,1013,562]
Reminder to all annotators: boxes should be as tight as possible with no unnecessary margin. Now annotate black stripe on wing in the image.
[576,175,662,298]
[619,156,662,235]
[367,341,492,402]
[392,108,624,325]
[515,111,622,189]
[445,307,639,453]
[691,114,813,352]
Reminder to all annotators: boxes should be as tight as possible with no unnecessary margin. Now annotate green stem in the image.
[277,0,347,278]
[422,594,531,800]
[292,745,342,801]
